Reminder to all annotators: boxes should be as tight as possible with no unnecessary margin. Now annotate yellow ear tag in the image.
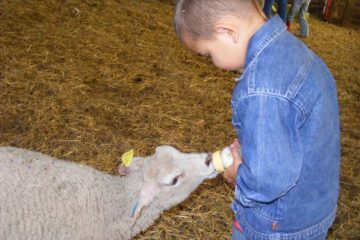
[121,149,134,167]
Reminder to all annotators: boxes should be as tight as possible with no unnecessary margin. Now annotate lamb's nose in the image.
[205,154,212,167]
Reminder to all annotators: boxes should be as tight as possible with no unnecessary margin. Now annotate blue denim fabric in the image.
[232,224,329,240]
[263,0,288,23]
[232,224,247,240]
[287,0,311,36]
[231,16,340,240]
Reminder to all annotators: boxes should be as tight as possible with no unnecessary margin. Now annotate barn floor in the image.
[0,0,359,239]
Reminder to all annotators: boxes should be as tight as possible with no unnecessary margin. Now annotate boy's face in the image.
[181,31,248,72]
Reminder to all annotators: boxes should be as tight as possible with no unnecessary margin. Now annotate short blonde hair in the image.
[174,0,262,40]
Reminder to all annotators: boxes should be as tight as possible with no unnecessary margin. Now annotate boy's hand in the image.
[223,139,243,185]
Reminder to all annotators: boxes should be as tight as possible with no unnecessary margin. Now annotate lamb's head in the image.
[120,145,217,224]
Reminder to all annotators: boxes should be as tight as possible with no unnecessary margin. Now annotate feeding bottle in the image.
[212,147,234,173]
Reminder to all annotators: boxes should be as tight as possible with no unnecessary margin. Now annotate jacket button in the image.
[272,222,278,230]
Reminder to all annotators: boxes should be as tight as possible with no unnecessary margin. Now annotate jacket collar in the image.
[244,15,287,69]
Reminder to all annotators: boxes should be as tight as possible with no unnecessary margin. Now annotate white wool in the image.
[0,146,216,240]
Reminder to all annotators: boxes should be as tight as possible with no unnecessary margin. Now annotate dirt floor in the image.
[0,0,359,239]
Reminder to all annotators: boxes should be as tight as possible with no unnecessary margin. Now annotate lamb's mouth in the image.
[206,170,218,179]
[204,153,218,179]
[205,153,212,166]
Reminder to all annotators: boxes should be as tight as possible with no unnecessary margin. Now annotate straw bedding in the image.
[0,0,359,239]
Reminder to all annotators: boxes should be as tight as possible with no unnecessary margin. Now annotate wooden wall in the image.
[330,0,360,26]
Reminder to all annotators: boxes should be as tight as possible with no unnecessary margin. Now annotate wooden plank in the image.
[330,0,348,23]
[352,8,360,14]
[343,0,352,25]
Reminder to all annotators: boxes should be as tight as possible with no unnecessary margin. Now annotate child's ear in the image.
[214,23,239,43]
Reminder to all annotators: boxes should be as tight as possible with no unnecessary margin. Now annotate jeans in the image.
[287,0,311,36]
[263,0,288,23]
[232,224,329,240]
[232,225,247,240]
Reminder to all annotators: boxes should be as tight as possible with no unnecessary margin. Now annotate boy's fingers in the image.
[222,138,242,185]
[232,138,241,148]
[223,171,235,185]
[230,144,242,164]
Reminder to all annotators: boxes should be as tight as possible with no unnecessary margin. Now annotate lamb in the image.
[0,145,217,240]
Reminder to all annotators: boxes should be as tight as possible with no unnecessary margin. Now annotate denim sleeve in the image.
[233,95,303,207]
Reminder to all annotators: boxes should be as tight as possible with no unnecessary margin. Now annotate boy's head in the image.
[174,0,266,72]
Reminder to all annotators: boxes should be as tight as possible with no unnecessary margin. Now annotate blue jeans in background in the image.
[287,0,312,36]
[263,0,288,23]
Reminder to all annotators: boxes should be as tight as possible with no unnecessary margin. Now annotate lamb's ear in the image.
[130,182,160,224]
[118,157,145,176]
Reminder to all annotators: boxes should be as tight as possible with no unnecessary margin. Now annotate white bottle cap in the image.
[212,147,234,173]
[221,147,233,169]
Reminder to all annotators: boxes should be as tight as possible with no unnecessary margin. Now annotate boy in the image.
[173,1,340,239]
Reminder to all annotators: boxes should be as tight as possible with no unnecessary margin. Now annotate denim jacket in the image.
[231,16,340,240]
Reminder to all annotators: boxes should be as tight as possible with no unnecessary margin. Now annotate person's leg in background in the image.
[263,0,275,19]
[276,0,288,23]
[299,0,311,37]
[287,0,302,30]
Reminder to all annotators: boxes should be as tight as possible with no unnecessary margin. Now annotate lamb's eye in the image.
[165,173,184,186]
[171,176,179,186]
